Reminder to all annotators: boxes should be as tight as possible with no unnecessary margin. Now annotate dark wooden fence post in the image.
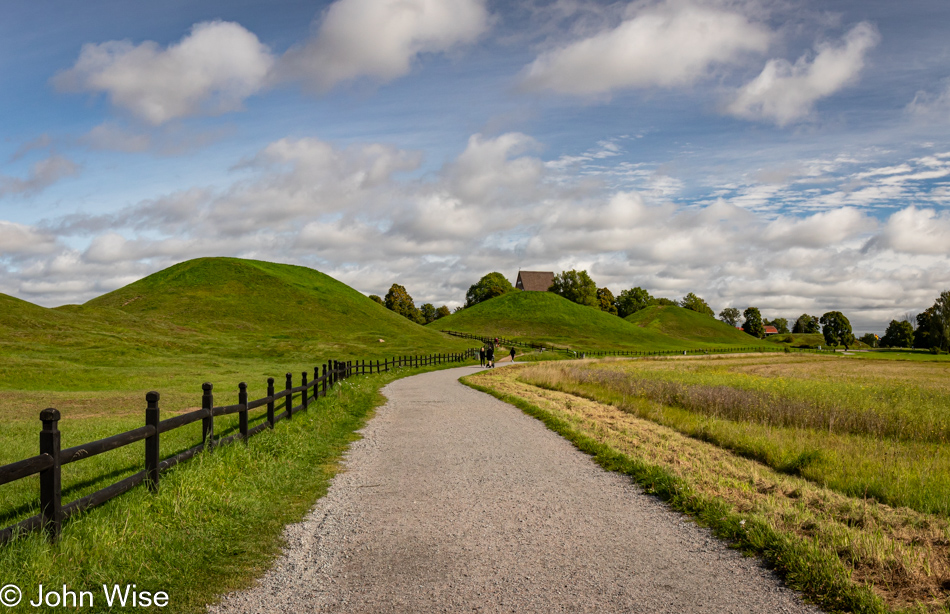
[301,372,309,411]
[285,373,293,419]
[238,383,248,443]
[145,392,160,492]
[313,367,320,400]
[202,383,214,449]
[267,377,275,428]
[39,408,62,541]
[322,364,327,396]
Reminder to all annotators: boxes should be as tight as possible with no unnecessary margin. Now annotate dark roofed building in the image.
[516,271,554,292]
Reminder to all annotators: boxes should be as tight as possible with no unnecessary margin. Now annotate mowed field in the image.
[466,353,950,613]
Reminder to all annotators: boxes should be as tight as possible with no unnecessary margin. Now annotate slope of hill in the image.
[431,291,765,350]
[84,258,455,349]
[624,304,767,346]
[1,258,472,392]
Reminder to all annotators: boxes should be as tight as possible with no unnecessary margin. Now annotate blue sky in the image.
[2,0,950,332]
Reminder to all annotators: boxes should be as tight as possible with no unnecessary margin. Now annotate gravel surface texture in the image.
[210,364,822,613]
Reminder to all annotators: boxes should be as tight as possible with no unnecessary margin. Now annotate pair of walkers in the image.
[479,344,516,368]
[479,345,495,368]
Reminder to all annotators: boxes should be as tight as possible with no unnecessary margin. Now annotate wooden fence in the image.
[442,330,772,357]
[0,350,476,544]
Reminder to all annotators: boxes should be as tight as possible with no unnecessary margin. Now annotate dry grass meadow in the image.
[466,354,950,613]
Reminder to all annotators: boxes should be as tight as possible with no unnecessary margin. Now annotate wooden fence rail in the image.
[0,349,477,545]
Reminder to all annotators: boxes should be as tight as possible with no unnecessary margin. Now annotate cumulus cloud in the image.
[521,2,770,95]
[5,132,950,333]
[279,0,490,91]
[0,221,60,255]
[53,21,275,125]
[761,207,876,248]
[726,22,879,126]
[0,154,80,197]
[877,207,950,255]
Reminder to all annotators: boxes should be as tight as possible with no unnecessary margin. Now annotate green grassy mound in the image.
[85,257,455,351]
[624,304,766,346]
[0,258,471,393]
[432,291,766,351]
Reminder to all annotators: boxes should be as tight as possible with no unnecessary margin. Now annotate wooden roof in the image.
[516,271,554,292]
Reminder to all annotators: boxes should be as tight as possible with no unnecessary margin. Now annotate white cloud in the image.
[53,21,275,125]
[726,22,879,126]
[279,0,490,91]
[0,155,80,197]
[906,83,950,120]
[81,123,151,152]
[761,207,875,248]
[444,133,544,205]
[521,2,770,95]
[878,207,950,255]
[0,221,59,255]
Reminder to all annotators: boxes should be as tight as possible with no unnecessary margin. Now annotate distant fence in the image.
[0,350,476,544]
[441,330,775,357]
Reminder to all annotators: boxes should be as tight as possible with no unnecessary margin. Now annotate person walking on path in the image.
[509,346,516,363]
[486,345,495,368]
[479,346,485,367]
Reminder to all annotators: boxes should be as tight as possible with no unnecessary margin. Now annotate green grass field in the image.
[432,292,769,351]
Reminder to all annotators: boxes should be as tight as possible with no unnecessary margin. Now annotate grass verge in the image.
[1,361,473,613]
[463,365,950,613]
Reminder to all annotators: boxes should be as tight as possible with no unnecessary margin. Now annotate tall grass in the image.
[518,356,950,517]
[465,365,950,613]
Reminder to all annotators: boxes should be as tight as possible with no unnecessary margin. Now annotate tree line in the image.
[878,291,950,351]
[373,272,950,353]
[463,270,863,350]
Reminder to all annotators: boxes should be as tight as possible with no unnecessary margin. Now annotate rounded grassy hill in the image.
[431,291,767,351]
[624,304,766,347]
[1,258,473,392]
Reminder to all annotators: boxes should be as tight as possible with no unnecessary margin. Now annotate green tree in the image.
[465,272,515,307]
[549,269,598,307]
[819,311,855,351]
[792,313,819,334]
[859,332,879,348]
[718,307,741,327]
[680,292,714,316]
[385,284,423,324]
[914,307,941,349]
[597,287,618,315]
[933,290,950,351]
[616,287,654,318]
[742,307,765,338]
[435,305,451,320]
[368,295,383,305]
[655,297,678,306]
[767,318,790,334]
[419,303,437,324]
[880,320,913,348]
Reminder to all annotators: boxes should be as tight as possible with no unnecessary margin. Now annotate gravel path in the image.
[210,365,822,613]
